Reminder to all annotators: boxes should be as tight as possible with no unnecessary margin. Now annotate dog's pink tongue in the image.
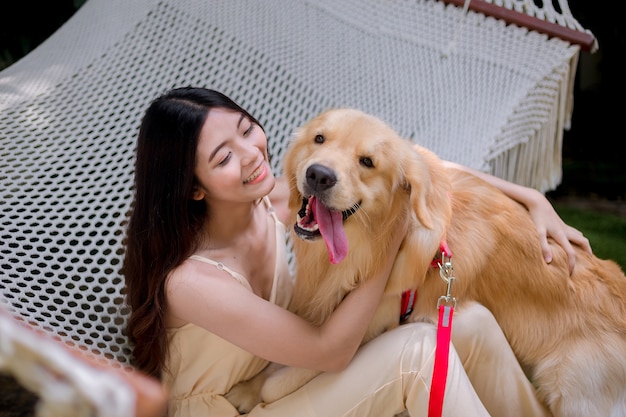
[312,196,348,264]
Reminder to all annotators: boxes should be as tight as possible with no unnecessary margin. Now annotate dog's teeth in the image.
[296,214,319,232]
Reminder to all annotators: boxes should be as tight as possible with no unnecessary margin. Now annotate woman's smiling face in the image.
[193,108,275,204]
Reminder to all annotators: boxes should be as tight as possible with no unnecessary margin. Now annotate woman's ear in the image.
[192,185,205,201]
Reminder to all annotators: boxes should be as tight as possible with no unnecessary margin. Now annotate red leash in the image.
[400,241,455,417]
[429,241,455,417]
[429,303,454,416]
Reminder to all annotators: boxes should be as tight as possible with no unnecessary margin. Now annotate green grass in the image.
[553,203,626,271]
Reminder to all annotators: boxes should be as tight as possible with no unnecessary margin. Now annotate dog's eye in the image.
[360,157,374,168]
[314,134,324,144]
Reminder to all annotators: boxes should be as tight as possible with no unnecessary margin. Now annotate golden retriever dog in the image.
[227,108,626,416]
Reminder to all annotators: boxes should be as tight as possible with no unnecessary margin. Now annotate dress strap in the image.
[188,255,250,289]
[261,195,280,224]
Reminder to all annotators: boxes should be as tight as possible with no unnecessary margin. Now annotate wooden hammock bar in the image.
[442,0,596,52]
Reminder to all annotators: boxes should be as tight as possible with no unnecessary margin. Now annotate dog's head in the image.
[283,108,450,265]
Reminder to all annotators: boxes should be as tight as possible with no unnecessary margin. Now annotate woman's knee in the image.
[452,301,503,343]
[374,322,438,350]
[364,322,438,370]
[450,301,514,370]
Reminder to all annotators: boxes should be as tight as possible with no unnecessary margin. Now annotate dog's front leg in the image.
[261,366,322,403]
[225,362,284,413]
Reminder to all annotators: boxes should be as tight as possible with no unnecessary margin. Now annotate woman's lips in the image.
[244,162,267,185]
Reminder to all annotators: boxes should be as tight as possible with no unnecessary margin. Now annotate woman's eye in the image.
[218,152,232,166]
[243,123,254,136]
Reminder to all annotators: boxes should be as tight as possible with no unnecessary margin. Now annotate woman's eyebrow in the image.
[237,113,245,128]
[209,142,225,162]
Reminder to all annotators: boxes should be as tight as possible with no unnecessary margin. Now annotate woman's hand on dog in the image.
[525,188,592,275]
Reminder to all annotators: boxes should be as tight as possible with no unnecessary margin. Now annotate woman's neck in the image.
[201,198,264,250]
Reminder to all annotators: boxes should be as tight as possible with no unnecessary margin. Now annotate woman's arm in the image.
[166,218,407,372]
[442,161,592,274]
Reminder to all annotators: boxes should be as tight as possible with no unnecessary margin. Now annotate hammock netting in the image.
[0,0,594,414]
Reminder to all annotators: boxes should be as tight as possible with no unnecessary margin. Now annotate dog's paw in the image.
[225,378,264,414]
[261,367,322,403]
[225,362,284,413]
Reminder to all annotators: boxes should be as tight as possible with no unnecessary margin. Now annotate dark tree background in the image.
[553,0,625,202]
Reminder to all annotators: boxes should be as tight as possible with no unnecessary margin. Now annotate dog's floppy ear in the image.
[402,143,451,232]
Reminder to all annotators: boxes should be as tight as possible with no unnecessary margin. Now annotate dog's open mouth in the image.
[294,196,360,264]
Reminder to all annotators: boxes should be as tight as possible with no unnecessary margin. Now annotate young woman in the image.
[123,87,591,417]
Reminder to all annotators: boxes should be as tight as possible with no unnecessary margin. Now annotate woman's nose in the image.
[239,141,258,166]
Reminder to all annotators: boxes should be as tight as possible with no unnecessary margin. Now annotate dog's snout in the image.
[306,164,337,191]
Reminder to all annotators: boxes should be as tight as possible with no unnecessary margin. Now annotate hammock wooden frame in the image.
[442,0,596,51]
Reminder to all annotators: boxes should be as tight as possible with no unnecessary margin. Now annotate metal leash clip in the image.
[436,252,456,309]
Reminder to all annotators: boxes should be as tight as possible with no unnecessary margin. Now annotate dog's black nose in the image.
[306,164,337,191]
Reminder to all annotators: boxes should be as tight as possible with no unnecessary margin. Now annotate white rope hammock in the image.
[0,0,595,415]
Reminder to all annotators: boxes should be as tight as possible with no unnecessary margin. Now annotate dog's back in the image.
[406,163,626,416]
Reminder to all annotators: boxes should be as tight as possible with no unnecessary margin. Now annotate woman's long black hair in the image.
[123,87,260,378]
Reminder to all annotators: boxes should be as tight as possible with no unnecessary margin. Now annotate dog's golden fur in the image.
[228,108,626,416]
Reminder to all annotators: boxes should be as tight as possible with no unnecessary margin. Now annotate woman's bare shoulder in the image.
[164,257,241,326]
[164,257,296,358]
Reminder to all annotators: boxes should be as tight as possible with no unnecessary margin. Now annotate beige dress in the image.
[163,197,293,417]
